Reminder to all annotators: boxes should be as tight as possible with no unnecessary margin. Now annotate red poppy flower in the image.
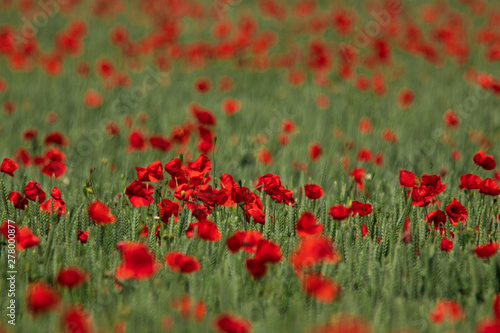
[291,235,341,270]
[136,160,164,182]
[56,267,90,288]
[411,174,445,207]
[425,210,447,230]
[281,119,296,134]
[309,142,323,162]
[473,243,499,258]
[399,170,416,188]
[222,98,241,115]
[350,201,373,217]
[165,251,200,274]
[24,181,46,203]
[255,173,294,206]
[255,239,282,264]
[83,89,103,108]
[61,305,94,333]
[257,148,273,166]
[350,167,366,191]
[474,150,497,170]
[304,184,323,199]
[125,180,154,207]
[440,238,453,252]
[26,281,60,315]
[39,187,66,216]
[44,131,69,146]
[213,313,252,333]
[443,109,460,129]
[186,219,221,241]
[190,103,217,126]
[445,199,467,225]
[296,212,323,238]
[194,78,211,93]
[88,201,116,225]
[149,135,172,152]
[398,88,415,108]
[158,199,180,224]
[479,178,500,196]
[127,130,147,152]
[41,161,66,179]
[429,300,464,324]
[114,241,161,280]
[245,257,267,279]
[170,295,206,321]
[0,157,18,177]
[302,273,341,303]
[78,230,88,244]
[174,184,193,201]
[459,174,482,190]
[226,230,263,253]
[9,191,28,209]
[16,227,40,250]
[328,205,350,221]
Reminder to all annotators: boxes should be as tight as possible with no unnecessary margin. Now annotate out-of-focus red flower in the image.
[213,313,252,333]
[227,230,263,254]
[381,128,397,143]
[445,199,467,225]
[398,88,415,108]
[0,158,18,177]
[350,167,366,191]
[222,98,241,115]
[356,148,372,162]
[190,103,217,126]
[24,181,46,203]
[61,305,94,333]
[114,241,161,280]
[296,212,323,238]
[149,135,172,152]
[474,150,496,170]
[186,219,221,241]
[26,281,60,315]
[88,201,116,225]
[158,199,180,224]
[443,109,460,129]
[165,251,200,274]
[440,238,453,252]
[473,243,499,258]
[9,191,28,210]
[78,230,88,244]
[44,131,69,146]
[125,180,154,207]
[302,273,341,303]
[311,313,372,333]
[291,235,341,270]
[83,89,103,108]
[306,142,323,163]
[429,300,464,324]
[350,201,373,217]
[399,170,417,188]
[127,130,147,152]
[194,78,211,93]
[411,175,445,207]
[304,184,323,199]
[56,267,89,288]
[328,204,350,221]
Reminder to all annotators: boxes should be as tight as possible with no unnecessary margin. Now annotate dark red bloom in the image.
[88,201,116,225]
[61,305,94,333]
[127,130,147,152]
[304,184,323,199]
[149,135,172,152]
[26,281,60,315]
[56,267,89,288]
[41,161,67,179]
[165,251,201,274]
[350,167,366,191]
[114,241,161,280]
[411,174,445,207]
[186,219,221,241]
[440,238,453,252]
[473,243,499,258]
[135,160,164,182]
[44,131,69,146]
[291,235,340,270]
[213,313,252,333]
[24,181,46,203]
[158,199,180,224]
[479,178,500,196]
[399,170,417,188]
[296,212,323,238]
[328,205,350,221]
[445,199,467,225]
[125,180,154,207]
[78,230,88,244]
[309,142,323,162]
[443,109,460,129]
[0,157,18,177]
[474,150,496,170]
[350,201,373,217]
[9,191,28,209]
[39,187,66,216]
[255,173,294,206]
[425,210,447,230]
[459,174,482,190]
[226,230,263,253]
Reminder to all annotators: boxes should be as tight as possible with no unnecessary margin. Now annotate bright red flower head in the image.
[56,267,90,288]
[125,180,154,207]
[473,243,499,258]
[399,170,416,188]
[291,235,341,270]
[88,201,116,225]
[328,205,350,221]
[61,305,94,333]
[78,230,88,244]
[226,230,263,253]
[304,184,323,199]
[440,238,453,252]
[309,142,323,162]
[114,241,161,280]
[24,181,46,203]
[213,313,252,333]
[26,281,60,315]
[350,201,373,217]
[186,219,222,241]
[165,251,201,274]
[474,150,496,170]
[459,174,482,190]
[443,109,460,129]
[302,273,341,303]
[425,210,447,230]
[136,160,164,182]
[411,175,445,207]
[445,199,467,225]
[158,199,180,224]
[429,300,464,324]
[0,157,18,177]
[296,212,324,238]
[479,178,500,196]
